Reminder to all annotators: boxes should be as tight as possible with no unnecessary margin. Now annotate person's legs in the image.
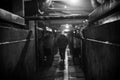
[59,48,66,69]
[72,48,77,65]
[59,48,63,60]
[76,48,80,64]
[59,48,66,60]
[62,49,65,61]
[44,48,53,67]
[46,49,53,66]
[73,48,81,65]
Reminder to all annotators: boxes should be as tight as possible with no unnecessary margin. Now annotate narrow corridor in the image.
[0,1,120,80]
[31,46,85,80]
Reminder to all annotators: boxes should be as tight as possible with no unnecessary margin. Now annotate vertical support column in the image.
[12,0,24,17]
[34,20,40,72]
[71,31,74,54]
[29,20,37,72]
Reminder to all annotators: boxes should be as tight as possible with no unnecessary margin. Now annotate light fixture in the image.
[37,27,43,31]
[64,5,67,9]
[65,24,69,28]
[63,29,70,32]
[67,0,79,6]
[46,27,52,32]
[54,30,57,32]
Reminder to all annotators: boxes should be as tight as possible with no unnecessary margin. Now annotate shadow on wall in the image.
[12,30,33,80]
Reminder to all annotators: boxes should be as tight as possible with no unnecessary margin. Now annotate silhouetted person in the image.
[43,32,53,67]
[57,34,68,62]
[73,36,81,66]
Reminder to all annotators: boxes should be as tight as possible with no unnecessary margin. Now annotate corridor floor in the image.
[31,47,85,80]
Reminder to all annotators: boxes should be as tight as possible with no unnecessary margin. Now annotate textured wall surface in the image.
[0,21,36,80]
[82,20,120,80]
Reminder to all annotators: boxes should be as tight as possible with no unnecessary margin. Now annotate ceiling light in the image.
[65,24,69,28]
[46,27,52,32]
[64,5,67,9]
[68,0,79,5]
[63,29,70,32]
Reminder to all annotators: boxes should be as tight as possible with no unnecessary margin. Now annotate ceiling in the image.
[40,0,94,16]
[35,0,93,31]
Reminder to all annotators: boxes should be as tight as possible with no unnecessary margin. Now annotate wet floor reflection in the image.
[31,47,85,80]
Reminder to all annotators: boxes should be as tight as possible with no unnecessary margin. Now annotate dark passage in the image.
[0,0,120,80]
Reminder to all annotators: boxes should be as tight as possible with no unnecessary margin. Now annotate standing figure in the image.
[73,36,81,66]
[43,32,53,67]
[57,34,68,62]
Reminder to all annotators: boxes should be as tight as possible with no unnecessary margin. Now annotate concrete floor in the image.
[31,47,85,80]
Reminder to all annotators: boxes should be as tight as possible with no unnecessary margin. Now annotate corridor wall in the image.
[0,9,36,80]
[82,1,120,80]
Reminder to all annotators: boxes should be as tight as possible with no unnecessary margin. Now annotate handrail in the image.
[85,38,120,47]
[0,38,34,45]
